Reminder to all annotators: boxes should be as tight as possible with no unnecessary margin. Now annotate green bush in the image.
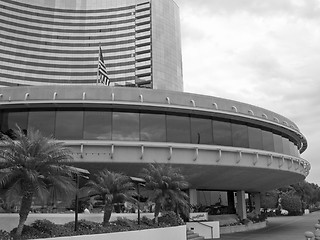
[158,211,184,226]
[0,230,12,240]
[281,194,302,216]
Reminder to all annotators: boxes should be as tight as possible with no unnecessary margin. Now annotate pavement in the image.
[219,212,320,240]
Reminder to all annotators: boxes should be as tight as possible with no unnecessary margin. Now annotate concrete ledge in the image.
[37,225,186,240]
[220,221,267,234]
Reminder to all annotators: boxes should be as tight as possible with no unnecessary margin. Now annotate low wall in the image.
[220,221,267,234]
[37,225,186,240]
[0,213,154,232]
[187,221,220,239]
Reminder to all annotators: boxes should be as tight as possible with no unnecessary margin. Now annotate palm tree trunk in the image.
[103,203,113,226]
[154,203,161,224]
[15,192,33,238]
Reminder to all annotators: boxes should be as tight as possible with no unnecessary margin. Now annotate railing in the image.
[196,222,214,239]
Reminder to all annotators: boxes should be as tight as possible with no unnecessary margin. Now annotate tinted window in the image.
[232,123,249,148]
[282,137,290,155]
[112,112,139,141]
[1,111,28,137]
[212,120,232,146]
[28,111,55,137]
[262,130,274,151]
[55,111,83,140]
[191,117,213,144]
[83,111,111,140]
[273,134,283,153]
[140,113,166,142]
[248,126,263,150]
[166,115,190,143]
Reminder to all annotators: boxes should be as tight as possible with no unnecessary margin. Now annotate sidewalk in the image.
[219,212,320,240]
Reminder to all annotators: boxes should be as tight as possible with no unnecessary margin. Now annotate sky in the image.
[174,0,320,184]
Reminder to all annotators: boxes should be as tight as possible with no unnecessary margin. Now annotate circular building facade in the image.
[0,85,309,194]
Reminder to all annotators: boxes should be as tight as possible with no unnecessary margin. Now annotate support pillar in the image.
[236,190,247,220]
[253,193,261,215]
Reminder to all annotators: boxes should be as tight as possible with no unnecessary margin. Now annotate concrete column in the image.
[236,190,247,220]
[189,189,198,206]
[253,193,261,215]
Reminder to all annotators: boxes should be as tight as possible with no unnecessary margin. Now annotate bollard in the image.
[305,231,315,240]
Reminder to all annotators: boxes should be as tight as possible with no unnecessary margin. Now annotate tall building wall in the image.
[0,0,183,91]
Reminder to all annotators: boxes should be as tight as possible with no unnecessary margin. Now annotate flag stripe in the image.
[97,46,110,85]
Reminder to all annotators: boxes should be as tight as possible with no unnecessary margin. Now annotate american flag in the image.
[97,46,110,85]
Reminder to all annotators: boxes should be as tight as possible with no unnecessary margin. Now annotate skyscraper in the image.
[0,0,183,91]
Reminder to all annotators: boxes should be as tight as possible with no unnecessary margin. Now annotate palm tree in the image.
[0,127,77,238]
[82,169,136,226]
[140,163,189,224]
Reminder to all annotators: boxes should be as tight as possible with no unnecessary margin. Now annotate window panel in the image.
[166,115,190,143]
[262,130,274,152]
[55,111,83,140]
[1,111,28,137]
[273,133,283,153]
[112,111,139,141]
[248,126,263,150]
[191,117,213,144]
[140,113,166,142]
[212,120,232,146]
[28,111,55,137]
[83,111,111,140]
[232,123,249,148]
[282,137,290,155]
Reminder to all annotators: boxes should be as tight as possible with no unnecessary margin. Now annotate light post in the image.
[130,177,146,225]
[70,167,90,232]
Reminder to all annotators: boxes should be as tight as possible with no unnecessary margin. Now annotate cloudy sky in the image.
[174,0,320,184]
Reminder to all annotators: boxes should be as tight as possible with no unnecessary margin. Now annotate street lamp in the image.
[69,166,90,232]
[130,176,146,225]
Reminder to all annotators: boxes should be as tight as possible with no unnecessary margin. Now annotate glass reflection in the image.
[191,117,213,144]
[83,111,111,140]
[248,127,263,150]
[232,123,249,148]
[140,113,166,142]
[1,111,28,138]
[282,137,290,155]
[213,120,232,146]
[112,111,139,141]
[262,130,274,152]
[166,115,190,143]
[273,134,283,153]
[28,111,55,137]
[55,111,83,140]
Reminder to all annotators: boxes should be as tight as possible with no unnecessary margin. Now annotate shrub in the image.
[141,216,155,226]
[281,194,302,216]
[0,230,12,240]
[31,219,57,235]
[158,211,184,226]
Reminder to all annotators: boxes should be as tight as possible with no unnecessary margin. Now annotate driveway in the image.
[219,212,320,240]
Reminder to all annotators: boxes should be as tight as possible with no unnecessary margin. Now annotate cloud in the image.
[176,0,320,183]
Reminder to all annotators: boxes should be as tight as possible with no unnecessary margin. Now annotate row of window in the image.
[0,109,300,157]
[2,0,138,14]
[1,26,138,40]
[1,10,139,27]
[0,4,136,20]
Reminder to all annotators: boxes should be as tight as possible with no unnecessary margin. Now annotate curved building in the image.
[0,0,310,219]
[0,0,183,91]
